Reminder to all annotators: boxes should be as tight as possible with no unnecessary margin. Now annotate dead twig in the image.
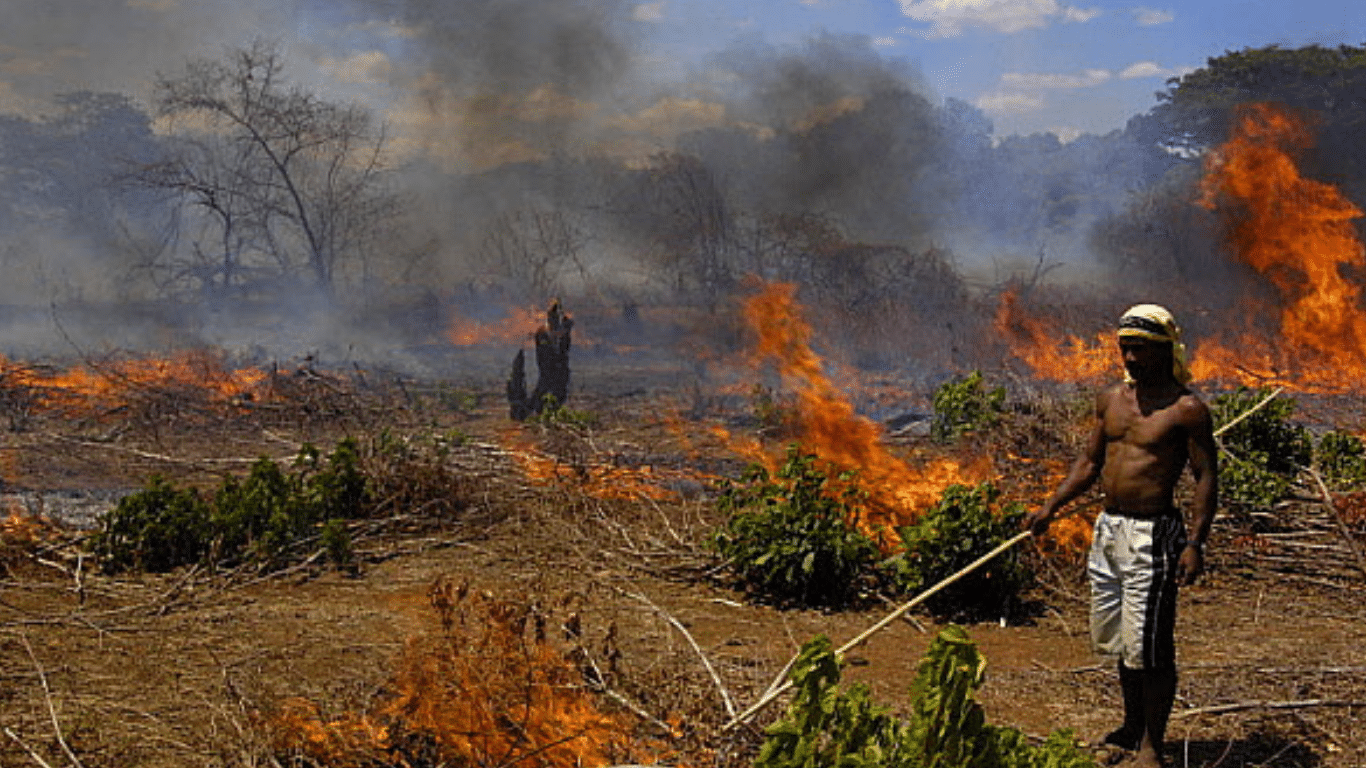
[620,589,738,720]
[4,727,57,768]
[1172,698,1366,718]
[39,432,267,468]
[17,632,85,768]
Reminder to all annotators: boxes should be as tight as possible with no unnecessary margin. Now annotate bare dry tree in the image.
[144,39,396,296]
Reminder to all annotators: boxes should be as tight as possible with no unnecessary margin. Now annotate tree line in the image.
[0,40,1360,328]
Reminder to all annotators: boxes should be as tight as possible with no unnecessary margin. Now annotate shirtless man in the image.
[1023,304,1218,768]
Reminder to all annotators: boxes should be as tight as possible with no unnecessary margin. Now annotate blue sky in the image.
[1,0,1363,148]
[633,0,1366,138]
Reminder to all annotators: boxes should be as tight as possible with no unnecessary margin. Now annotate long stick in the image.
[721,384,1288,732]
[723,530,1031,731]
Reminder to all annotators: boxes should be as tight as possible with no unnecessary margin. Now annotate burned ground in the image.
[0,354,1362,768]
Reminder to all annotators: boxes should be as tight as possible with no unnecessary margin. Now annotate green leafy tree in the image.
[91,476,211,574]
[1148,45,1366,199]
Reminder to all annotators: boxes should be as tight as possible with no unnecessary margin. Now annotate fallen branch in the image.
[622,589,737,720]
[1172,698,1366,719]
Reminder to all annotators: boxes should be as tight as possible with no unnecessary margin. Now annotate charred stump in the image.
[507,300,573,420]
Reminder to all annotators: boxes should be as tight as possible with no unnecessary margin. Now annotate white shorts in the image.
[1088,509,1186,670]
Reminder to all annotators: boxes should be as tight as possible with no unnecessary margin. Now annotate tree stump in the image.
[507,299,573,420]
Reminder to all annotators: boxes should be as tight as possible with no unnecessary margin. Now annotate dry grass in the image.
[0,363,1361,768]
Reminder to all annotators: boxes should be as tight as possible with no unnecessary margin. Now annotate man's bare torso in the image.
[1099,382,1197,517]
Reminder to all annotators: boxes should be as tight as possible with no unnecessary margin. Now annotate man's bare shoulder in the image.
[1172,389,1213,429]
[1096,383,1128,411]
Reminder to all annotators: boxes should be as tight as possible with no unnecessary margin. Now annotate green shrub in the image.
[1316,430,1366,490]
[320,518,354,570]
[932,372,1005,442]
[711,447,883,607]
[885,484,1031,621]
[755,627,1096,768]
[91,477,211,574]
[1211,388,1311,509]
[91,439,369,574]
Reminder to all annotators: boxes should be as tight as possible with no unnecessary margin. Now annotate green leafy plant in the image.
[91,439,370,574]
[532,398,599,429]
[90,476,211,573]
[1316,430,1366,490]
[711,447,883,607]
[319,518,355,571]
[1212,388,1311,509]
[932,372,1005,442]
[886,484,1031,621]
[755,627,1096,768]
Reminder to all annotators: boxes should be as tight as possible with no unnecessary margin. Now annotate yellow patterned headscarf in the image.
[1117,304,1192,385]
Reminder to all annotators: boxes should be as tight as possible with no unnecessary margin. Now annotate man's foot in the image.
[1102,726,1142,751]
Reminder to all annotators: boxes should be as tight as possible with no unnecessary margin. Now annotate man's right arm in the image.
[1023,389,1109,535]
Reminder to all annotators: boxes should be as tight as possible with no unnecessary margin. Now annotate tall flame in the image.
[993,288,1114,383]
[996,104,1366,394]
[1194,102,1366,391]
[736,282,989,544]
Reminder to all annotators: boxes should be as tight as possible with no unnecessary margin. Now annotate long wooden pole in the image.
[720,385,1285,732]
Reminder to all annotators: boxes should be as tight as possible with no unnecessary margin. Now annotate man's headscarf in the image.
[1117,304,1192,385]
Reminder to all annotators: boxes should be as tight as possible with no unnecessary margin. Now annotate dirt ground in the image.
[0,364,1362,768]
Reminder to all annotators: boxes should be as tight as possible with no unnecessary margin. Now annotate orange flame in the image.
[993,288,1115,383]
[737,281,990,544]
[996,106,1366,394]
[1193,102,1366,392]
[445,304,545,346]
[267,582,676,768]
[0,351,266,417]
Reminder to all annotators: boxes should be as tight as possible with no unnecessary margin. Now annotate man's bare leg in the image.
[1132,666,1176,767]
[1104,661,1144,750]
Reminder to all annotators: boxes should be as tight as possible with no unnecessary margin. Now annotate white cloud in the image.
[976,65,1114,117]
[898,0,1101,38]
[632,2,667,22]
[1119,61,1193,79]
[319,50,392,85]
[976,91,1045,113]
[1133,7,1174,25]
[1001,68,1111,89]
[872,36,899,47]
[126,0,178,12]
